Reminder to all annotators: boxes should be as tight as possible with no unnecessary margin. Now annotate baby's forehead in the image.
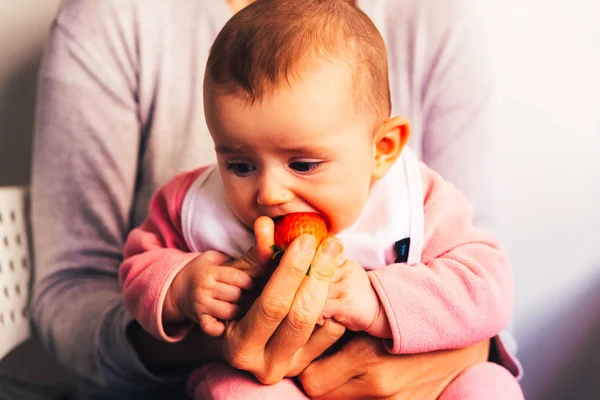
[209,98,373,154]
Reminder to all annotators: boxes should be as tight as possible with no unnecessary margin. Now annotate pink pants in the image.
[186,361,523,400]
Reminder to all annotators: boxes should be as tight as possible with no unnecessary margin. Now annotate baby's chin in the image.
[314,218,351,238]
[326,224,348,237]
[230,211,255,232]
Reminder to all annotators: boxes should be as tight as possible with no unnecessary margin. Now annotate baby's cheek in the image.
[331,203,365,234]
[316,185,368,234]
[226,194,255,228]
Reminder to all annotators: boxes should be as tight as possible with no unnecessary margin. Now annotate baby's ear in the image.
[372,116,410,180]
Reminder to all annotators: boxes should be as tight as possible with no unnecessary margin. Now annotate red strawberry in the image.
[273,212,328,251]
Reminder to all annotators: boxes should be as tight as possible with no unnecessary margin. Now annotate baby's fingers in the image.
[213,283,244,303]
[330,259,350,283]
[215,267,253,290]
[326,281,343,300]
[203,298,242,321]
[321,298,342,320]
[199,314,225,337]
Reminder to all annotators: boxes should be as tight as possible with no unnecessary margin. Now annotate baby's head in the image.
[204,0,410,234]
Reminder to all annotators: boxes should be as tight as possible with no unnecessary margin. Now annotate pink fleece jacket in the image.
[119,163,514,358]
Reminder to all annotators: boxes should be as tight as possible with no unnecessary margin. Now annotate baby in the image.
[119,0,522,398]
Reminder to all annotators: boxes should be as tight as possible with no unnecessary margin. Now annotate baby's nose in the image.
[256,178,294,206]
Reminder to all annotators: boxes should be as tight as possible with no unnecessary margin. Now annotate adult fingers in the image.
[200,250,234,267]
[287,319,346,377]
[214,266,253,290]
[312,376,411,400]
[316,374,447,400]
[311,378,367,400]
[236,234,316,336]
[223,234,317,368]
[266,237,343,368]
[300,333,367,397]
[305,336,488,400]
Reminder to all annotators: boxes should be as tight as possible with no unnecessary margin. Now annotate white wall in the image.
[480,0,600,398]
[0,0,62,185]
[0,0,599,398]
[0,0,78,388]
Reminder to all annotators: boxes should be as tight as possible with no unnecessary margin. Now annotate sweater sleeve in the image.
[119,169,206,342]
[419,0,502,233]
[368,163,514,354]
[30,1,180,393]
[30,1,211,393]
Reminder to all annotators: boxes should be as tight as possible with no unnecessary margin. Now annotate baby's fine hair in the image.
[205,0,391,124]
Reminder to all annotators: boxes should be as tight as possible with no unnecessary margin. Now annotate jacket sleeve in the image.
[29,0,187,392]
[119,168,206,342]
[418,0,502,233]
[368,163,514,354]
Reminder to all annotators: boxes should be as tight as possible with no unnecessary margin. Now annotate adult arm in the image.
[30,0,180,393]
[419,0,502,231]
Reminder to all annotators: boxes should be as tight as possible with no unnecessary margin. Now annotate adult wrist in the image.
[128,322,225,375]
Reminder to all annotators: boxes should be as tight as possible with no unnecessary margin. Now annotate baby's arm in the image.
[118,169,204,342]
[368,163,513,354]
[119,167,251,341]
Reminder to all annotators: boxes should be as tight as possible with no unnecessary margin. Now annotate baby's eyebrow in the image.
[277,145,329,155]
[215,144,243,154]
[216,143,329,155]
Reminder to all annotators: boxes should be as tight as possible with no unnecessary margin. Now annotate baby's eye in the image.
[289,161,322,173]
[227,163,256,176]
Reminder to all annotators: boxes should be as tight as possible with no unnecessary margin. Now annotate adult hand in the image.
[299,333,490,400]
[220,216,346,384]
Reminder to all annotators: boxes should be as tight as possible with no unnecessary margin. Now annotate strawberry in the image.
[271,213,328,270]
[273,212,328,250]
[271,212,327,275]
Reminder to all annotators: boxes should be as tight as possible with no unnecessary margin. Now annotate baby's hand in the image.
[321,259,391,337]
[164,250,253,337]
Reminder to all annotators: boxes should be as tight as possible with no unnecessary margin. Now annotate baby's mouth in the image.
[270,213,330,231]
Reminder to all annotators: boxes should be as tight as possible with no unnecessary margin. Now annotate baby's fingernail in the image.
[300,235,317,253]
[322,240,341,257]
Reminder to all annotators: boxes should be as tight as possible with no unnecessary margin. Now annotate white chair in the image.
[0,186,81,399]
[0,186,31,361]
